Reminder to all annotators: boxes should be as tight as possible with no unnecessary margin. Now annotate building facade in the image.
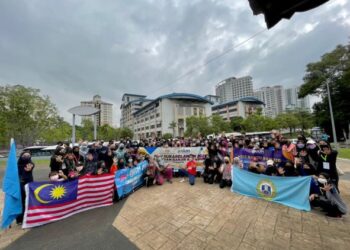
[120,94,153,129]
[81,95,113,126]
[254,85,284,118]
[128,93,212,139]
[215,76,253,103]
[204,95,221,105]
[284,86,311,111]
[211,97,264,121]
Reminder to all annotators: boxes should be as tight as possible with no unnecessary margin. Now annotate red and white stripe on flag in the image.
[23,174,115,228]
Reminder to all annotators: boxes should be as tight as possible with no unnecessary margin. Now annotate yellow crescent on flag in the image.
[34,184,53,204]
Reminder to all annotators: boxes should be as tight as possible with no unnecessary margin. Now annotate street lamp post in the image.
[326,78,338,149]
[68,106,100,144]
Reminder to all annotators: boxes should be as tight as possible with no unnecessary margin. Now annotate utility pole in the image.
[326,78,338,149]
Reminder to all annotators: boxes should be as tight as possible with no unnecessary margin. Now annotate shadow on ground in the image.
[5,199,137,250]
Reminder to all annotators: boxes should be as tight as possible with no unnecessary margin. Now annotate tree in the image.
[79,119,94,141]
[242,113,275,132]
[118,127,134,139]
[299,42,350,140]
[275,113,299,135]
[99,124,118,140]
[162,133,173,140]
[230,116,244,132]
[210,114,230,134]
[0,85,61,146]
[293,109,314,134]
[40,117,72,144]
[185,116,211,137]
[168,121,177,137]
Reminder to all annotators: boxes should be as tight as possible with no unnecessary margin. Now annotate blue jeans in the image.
[178,169,195,185]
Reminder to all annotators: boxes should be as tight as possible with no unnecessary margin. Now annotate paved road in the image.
[1,162,137,250]
[5,199,137,250]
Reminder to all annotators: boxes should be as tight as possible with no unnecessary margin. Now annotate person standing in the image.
[179,154,197,185]
[16,151,35,224]
[317,144,339,190]
[219,157,232,188]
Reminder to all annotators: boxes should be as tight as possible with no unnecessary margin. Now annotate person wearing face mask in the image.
[115,143,127,162]
[317,144,339,190]
[50,146,65,172]
[203,154,215,184]
[295,149,316,176]
[219,157,232,188]
[16,151,35,224]
[309,173,347,218]
[179,154,197,185]
[72,146,84,165]
[83,151,98,175]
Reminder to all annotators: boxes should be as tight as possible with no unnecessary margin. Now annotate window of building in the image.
[157,122,162,128]
[199,108,204,115]
[146,126,149,130]
[150,125,155,129]
[185,107,191,116]
[193,107,198,116]
[156,113,160,117]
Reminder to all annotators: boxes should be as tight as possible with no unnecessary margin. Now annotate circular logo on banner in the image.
[256,179,276,201]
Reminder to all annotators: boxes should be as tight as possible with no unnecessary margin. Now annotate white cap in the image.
[307,139,316,144]
[266,160,274,166]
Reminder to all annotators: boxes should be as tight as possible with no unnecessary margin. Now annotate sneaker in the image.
[179,178,185,183]
[326,213,342,219]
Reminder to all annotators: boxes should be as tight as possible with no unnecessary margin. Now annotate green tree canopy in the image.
[0,85,61,146]
[299,42,350,139]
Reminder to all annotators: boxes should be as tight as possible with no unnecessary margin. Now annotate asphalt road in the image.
[1,161,137,250]
[5,199,137,250]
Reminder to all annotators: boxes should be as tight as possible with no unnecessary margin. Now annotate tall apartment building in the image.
[81,95,113,126]
[215,76,253,103]
[254,85,284,118]
[284,86,311,111]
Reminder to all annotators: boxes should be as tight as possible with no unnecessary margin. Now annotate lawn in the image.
[0,158,50,169]
[338,148,350,160]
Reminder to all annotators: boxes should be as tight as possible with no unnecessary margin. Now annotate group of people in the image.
[16,131,347,225]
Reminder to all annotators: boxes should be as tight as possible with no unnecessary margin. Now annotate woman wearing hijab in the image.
[16,151,35,224]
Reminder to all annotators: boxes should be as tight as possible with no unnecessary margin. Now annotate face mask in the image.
[76,166,83,172]
[318,178,327,185]
[297,143,305,148]
[307,144,316,149]
[50,175,59,181]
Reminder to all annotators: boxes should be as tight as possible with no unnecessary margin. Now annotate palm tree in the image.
[168,121,177,137]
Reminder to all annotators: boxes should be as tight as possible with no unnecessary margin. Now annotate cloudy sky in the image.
[0,0,349,126]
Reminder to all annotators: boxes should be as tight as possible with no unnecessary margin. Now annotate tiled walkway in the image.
[113,162,350,250]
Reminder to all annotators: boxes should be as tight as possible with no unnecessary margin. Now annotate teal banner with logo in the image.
[231,167,311,211]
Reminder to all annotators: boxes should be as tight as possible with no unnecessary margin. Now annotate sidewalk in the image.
[0,192,28,249]
[113,160,350,250]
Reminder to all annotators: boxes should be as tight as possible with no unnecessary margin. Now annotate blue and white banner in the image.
[231,167,311,211]
[114,161,148,198]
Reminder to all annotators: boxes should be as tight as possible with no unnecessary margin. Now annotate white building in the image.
[215,76,253,103]
[284,86,311,111]
[81,95,113,126]
[211,97,265,121]
[131,93,213,139]
[204,95,221,105]
[120,94,153,129]
[254,85,285,118]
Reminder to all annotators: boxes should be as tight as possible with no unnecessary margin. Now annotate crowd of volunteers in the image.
[16,130,347,224]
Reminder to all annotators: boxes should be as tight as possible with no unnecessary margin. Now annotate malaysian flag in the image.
[23,174,115,228]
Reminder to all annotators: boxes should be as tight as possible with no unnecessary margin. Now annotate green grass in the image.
[338,148,350,160]
[0,158,50,168]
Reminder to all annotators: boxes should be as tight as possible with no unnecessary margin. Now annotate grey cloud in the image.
[0,0,349,125]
